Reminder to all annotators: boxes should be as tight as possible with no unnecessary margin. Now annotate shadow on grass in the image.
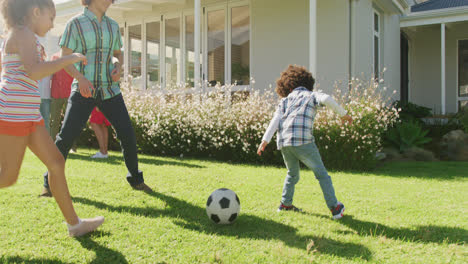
[66,153,121,165]
[0,256,66,264]
[75,231,128,264]
[73,192,372,260]
[66,153,205,168]
[372,161,468,180]
[310,214,466,245]
[138,157,205,168]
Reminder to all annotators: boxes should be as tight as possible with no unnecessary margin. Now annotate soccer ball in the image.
[206,188,240,224]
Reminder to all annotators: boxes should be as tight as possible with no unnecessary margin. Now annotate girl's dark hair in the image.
[275,65,315,98]
[1,0,55,30]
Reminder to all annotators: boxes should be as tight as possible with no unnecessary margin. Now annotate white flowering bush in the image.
[78,77,399,170]
[313,77,400,170]
[122,83,278,163]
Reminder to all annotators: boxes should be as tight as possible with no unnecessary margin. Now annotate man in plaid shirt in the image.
[257,65,352,219]
[41,0,151,197]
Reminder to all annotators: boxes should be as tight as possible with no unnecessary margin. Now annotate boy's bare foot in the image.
[68,216,105,237]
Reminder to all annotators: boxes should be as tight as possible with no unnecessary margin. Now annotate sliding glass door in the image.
[129,24,142,89]
[231,5,250,85]
[206,8,225,86]
[146,20,161,89]
[123,1,250,90]
[165,16,181,88]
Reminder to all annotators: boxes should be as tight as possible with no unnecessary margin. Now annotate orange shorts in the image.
[0,119,45,137]
[90,108,111,126]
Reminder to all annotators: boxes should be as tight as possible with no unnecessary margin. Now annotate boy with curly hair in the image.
[257,65,352,219]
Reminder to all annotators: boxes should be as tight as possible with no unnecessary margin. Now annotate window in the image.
[129,24,142,88]
[185,15,195,87]
[165,17,181,88]
[231,6,250,85]
[146,21,161,89]
[458,39,468,109]
[207,9,225,86]
[459,100,468,110]
[373,11,381,79]
[124,2,250,90]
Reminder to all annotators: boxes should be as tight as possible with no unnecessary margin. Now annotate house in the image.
[47,0,407,99]
[401,0,468,114]
[8,0,468,114]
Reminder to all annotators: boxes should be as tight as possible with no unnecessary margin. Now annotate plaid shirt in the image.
[262,87,347,149]
[60,8,123,100]
[277,87,321,148]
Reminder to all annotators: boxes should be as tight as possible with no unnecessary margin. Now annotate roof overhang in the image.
[401,6,468,27]
[374,0,409,14]
[393,0,410,13]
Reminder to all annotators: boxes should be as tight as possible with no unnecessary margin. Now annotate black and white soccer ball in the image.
[206,188,240,224]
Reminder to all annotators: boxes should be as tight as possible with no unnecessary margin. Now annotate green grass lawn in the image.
[0,149,467,264]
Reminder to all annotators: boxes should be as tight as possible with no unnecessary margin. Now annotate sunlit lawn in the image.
[0,149,466,263]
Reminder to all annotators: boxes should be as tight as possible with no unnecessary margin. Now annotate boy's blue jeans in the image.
[280,142,338,210]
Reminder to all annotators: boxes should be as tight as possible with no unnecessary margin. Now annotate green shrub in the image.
[385,121,432,152]
[423,117,463,141]
[393,101,432,122]
[453,106,468,133]
[124,86,275,164]
[313,78,399,170]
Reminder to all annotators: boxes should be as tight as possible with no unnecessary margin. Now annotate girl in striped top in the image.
[0,0,104,237]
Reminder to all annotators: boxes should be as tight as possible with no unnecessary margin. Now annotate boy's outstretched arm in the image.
[317,93,352,124]
[258,108,281,156]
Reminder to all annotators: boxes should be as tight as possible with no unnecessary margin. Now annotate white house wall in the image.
[406,23,468,114]
[382,14,402,100]
[351,0,374,79]
[406,25,442,112]
[352,0,402,100]
[316,0,350,94]
[249,0,350,93]
[252,0,401,95]
[250,0,309,90]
